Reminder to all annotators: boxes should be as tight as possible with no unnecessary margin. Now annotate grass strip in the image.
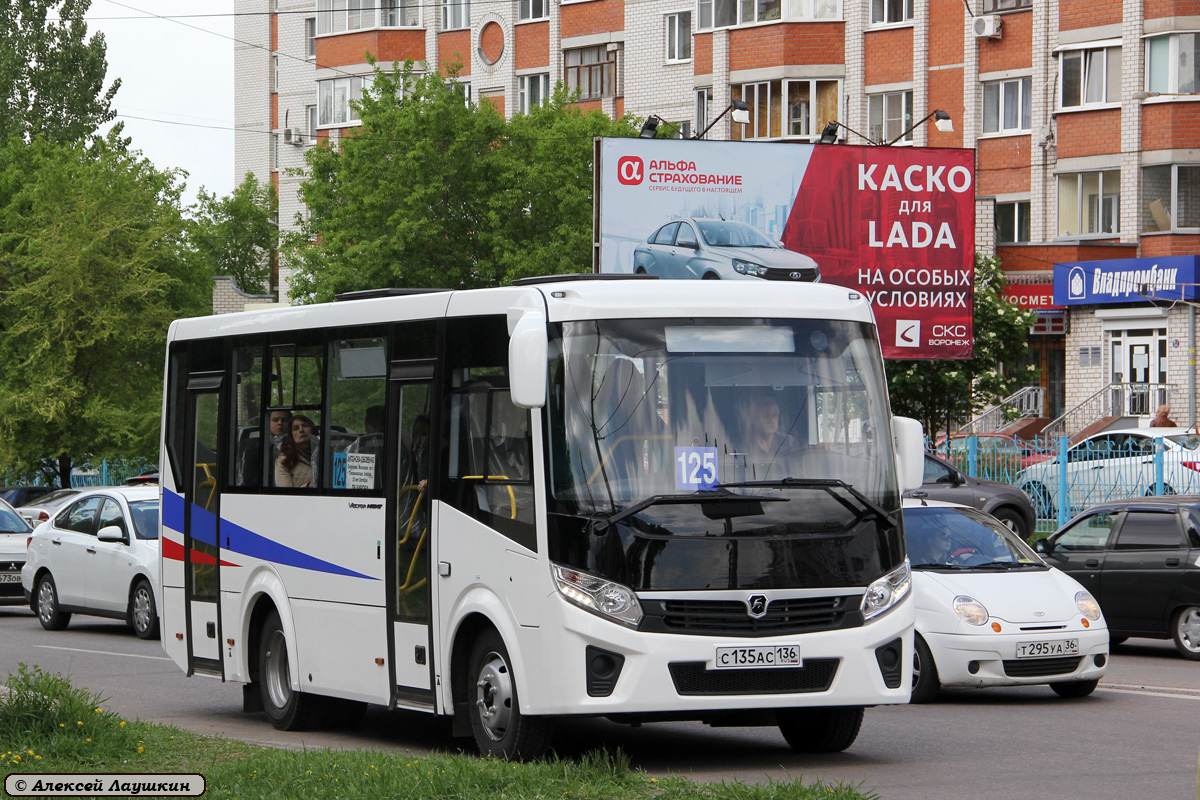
[1,664,877,800]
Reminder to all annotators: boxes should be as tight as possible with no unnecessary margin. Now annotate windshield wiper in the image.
[962,561,1044,570]
[910,562,968,570]
[592,489,788,532]
[718,478,899,531]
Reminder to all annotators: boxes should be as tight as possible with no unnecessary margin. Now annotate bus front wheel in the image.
[777,706,864,753]
[466,628,554,760]
[259,610,325,731]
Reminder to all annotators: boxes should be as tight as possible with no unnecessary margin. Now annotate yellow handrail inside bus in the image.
[461,476,517,519]
[195,463,217,511]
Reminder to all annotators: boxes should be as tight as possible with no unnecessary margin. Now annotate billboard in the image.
[595,138,976,359]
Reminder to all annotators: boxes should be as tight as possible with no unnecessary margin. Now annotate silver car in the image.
[633,218,820,282]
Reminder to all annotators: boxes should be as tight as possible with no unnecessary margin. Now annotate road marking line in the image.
[35,645,172,662]
[1100,683,1200,700]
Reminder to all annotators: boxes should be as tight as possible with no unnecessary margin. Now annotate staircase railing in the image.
[956,386,1045,435]
[1040,382,1175,440]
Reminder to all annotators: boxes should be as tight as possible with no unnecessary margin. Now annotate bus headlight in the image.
[953,596,989,626]
[861,560,911,622]
[552,564,643,628]
[1075,590,1101,621]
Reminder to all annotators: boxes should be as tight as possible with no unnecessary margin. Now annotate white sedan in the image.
[0,498,34,605]
[904,499,1109,702]
[1015,427,1200,518]
[21,485,161,639]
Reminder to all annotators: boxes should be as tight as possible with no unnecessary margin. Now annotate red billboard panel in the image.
[595,138,975,359]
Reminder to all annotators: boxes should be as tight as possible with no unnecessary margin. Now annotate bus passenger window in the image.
[230,345,265,490]
[326,336,387,492]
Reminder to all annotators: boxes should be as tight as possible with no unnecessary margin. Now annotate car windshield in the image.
[548,317,898,534]
[905,506,1044,570]
[694,220,778,248]
[0,505,31,533]
[1165,433,1200,450]
[21,489,76,507]
[129,500,160,540]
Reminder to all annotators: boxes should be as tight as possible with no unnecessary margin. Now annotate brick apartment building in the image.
[233,0,1200,430]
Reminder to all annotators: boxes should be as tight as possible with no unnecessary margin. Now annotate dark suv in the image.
[0,486,58,508]
[1035,496,1200,660]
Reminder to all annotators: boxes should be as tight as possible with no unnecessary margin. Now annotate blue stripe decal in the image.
[162,489,376,580]
[163,489,185,532]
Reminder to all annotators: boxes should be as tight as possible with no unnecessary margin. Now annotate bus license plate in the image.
[1015,639,1079,659]
[714,645,802,669]
[0,573,21,584]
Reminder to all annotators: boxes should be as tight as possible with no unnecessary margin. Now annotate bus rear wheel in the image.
[777,706,864,753]
[466,628,554,760]
[259,610,325,731]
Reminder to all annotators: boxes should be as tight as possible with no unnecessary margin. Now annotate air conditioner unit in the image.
[284,128,305,146]
[972,15,1002,38]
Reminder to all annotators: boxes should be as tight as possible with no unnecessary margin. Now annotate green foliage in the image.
[0,0,121,146]
[886,253,1039,436]
[0,138,206,486]
[190,173,279,296]
[286,61,638,302]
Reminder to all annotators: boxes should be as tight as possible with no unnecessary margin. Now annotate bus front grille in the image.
[642,596,861,637]
[1002,657,1082,677]
[668,659,840,695]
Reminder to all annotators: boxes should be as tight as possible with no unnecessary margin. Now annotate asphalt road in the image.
[1,605,1197,800]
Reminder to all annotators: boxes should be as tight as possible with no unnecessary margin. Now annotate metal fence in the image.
[931,433,1200,530]
[1,458,155,490]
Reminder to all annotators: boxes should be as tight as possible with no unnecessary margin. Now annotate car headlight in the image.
[1075,590,1101,621]
[953,595,989,626]
[861,560,911,621]
[732,259,768,277]
[551,563,643,628]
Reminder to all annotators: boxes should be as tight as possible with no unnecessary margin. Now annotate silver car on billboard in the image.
[632,218,820,282]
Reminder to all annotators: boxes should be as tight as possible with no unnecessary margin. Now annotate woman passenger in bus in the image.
[276,414,319,488]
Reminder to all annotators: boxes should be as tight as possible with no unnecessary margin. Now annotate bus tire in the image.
[466,628,554,760]
[258,610,324,731]
[777,706,864,753]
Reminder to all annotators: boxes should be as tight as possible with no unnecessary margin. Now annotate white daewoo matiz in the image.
[903,498,1108,702]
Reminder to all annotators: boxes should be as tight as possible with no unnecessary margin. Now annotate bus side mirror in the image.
[509,310,548,409]
[892,416,924,492]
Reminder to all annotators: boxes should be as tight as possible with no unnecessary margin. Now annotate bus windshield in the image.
[547,318,901,589]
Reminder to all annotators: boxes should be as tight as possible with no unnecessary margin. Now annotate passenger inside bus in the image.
[276,414,319,488]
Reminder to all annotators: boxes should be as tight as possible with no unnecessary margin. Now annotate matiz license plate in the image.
[1015,639,1079,658]
[714,645,802,669]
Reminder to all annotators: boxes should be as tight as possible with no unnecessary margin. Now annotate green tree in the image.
[0,0,121,145]
[0,138,206,487]
[190,173,278,296]
[885,253,1039,437]
[286,61,637,302]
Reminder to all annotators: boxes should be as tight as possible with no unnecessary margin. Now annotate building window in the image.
[318,75,365,126]
[305,18,316,58]
[697,0,805,29]
[983,77,1031,134]
[981,0,1030,10]
[271,56,279,93]
[565,46,618,100]
[307,105,318,139]
[518,73,549,113]
[732,79,840,141]
[449,80,471,106]
[443,0,469,29]
[519,0,547,21]
[1060,46,1121,108]
[383,0,420,26]
[1146,34,1200,94]
[870,0,912,25]
[318,0,387,33]
[1142,164,1200,232]
[271,133,280,170]
[1058,170,1120,237]
[996,201,1031,243]
[867,90,912,144]
[665,12,692,62]
[695,87,713,135]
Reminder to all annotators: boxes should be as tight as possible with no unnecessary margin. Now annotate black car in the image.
[0,486,58,508]
[1035,496,1200,660]
[905,454,1037,540]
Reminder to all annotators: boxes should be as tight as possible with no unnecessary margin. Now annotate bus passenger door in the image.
[184,377,224,676]
[388,366,435,707]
